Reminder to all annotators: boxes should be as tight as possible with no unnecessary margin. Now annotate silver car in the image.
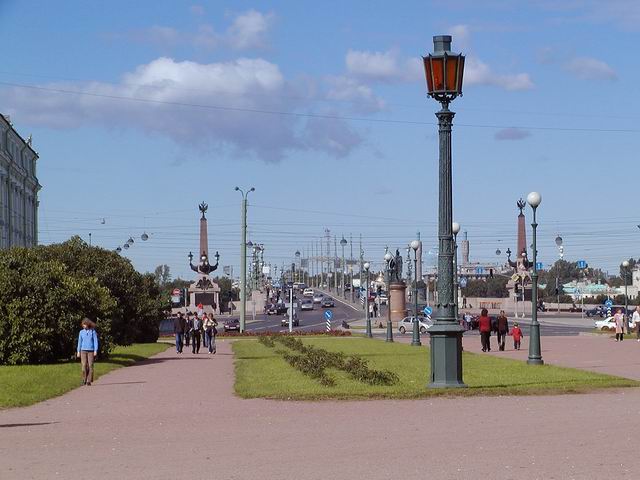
[313,293,324,304]
[300,299,314,311]
[398,316,433,334]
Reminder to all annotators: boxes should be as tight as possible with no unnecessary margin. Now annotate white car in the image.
[377,293,388,305]
[300,299,314,311]
[594,316,617,331]
[303,288,314,297]
[398,316,433,334]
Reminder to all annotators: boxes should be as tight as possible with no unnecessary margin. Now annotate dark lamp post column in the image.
[527,191,543,365]
[384,252,394,342]
[364,262,372,338]
[410,240,421,346]
[423,35,465,388]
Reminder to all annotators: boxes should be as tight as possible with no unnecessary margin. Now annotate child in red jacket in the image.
[511,323,523,350]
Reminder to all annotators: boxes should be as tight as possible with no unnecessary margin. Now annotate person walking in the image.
[368,302,374,318]
[373,302,379,318]
[511,322,523,350]
[478,308,492,352]
[173,312,186,354]
[633,306,640,342]
[184,313,193,347]
[614,308,625,342]
[496,310,509,351]
[191,314,202,354]
[203,313,218,354]
[77,318,98,386]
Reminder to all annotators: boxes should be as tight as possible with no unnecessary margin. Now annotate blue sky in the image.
[1,0,639,279]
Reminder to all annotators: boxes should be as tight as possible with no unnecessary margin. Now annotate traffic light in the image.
[514,284,520,294]
[377,286,382,295]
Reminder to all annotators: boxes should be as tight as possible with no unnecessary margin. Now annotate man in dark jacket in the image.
[496,310,509,351]
[184,313,193,347]
[173,312,186,353]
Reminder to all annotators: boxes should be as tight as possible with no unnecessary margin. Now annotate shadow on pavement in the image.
[0,422,59,428]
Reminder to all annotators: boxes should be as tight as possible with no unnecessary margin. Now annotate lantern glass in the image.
[446,56,458,91]
[431,57,444,91]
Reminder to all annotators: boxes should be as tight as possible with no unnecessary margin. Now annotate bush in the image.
[0,236,166,364]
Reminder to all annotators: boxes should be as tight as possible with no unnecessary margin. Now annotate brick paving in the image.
[1,335,640,479]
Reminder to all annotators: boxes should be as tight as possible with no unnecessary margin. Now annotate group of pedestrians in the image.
[173,311,218,354]
[477,309,523,353]
[613,306,640,342]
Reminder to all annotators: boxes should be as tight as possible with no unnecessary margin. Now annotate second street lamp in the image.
[527,191,544,365]
[623,260,630,330]
[384,251,394,342]
[364,262,372,338]
[340,236,347,299]
[410,240,421,346]
[235,186,255,333]
[452,221,461,322]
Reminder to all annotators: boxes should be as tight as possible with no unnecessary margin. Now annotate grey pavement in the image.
[2,334,640,479]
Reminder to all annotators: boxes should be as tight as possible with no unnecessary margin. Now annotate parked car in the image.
[313,292,324,304]
[300,299,314,311]
[398,316,433,334]
[224,318,240,332]
[594,316,616,331]
[303,288,314,297]
[377,293,388,305]
[344,283,351,292]
[266,303,288,315]
[321,297,335,308]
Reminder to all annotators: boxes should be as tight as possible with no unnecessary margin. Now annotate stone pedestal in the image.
[189,275,221,315]
[389,282,407,325]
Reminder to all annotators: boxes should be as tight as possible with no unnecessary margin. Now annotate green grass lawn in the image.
[0,343,169,408]
[233,337,638,400]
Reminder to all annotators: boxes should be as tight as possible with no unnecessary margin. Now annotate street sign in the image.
[604,299,613,308]
[324,310,333,320]
[577,260,587,269]
[459,277,467,288]
[475,266,484,275]
[536,262,543,271]
[423,306,433,316]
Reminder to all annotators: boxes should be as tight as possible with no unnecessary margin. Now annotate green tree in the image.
[0,248,116,364]
[153,264,172,287]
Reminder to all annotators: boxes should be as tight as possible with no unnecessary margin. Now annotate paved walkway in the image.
[2,335,640,479]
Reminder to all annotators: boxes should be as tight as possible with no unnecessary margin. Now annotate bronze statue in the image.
[517,198,525,215]
[199,202,208,219]
[389,248,403,283]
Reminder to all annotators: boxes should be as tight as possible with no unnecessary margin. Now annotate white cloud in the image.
[325,76,385,114]
[464,57,534,91]
[494,128,531,141]
[565,57,617,81]
[448,24,471,50]
[189,4,205,16]
[227,10,275,50]
[113,10,274,51]
[2,57,362,162]
[346,50,401,82]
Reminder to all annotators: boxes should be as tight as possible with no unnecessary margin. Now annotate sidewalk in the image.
[2,335,640,479]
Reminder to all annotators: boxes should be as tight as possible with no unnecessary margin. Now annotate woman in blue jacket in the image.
[77,318,99,386]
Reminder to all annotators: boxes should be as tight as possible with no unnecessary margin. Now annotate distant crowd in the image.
[172,312,218,355]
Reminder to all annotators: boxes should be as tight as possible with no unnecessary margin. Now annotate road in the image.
[244,292,361,333]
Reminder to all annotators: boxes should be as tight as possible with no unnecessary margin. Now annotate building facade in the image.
[0,114,41,249]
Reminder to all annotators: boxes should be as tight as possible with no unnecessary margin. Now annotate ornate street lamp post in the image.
[527,192,543,365]
[364,262,372,338]
[383,251,394,342]
[235,186,255,333]
[295,250,301,284]
[410,240,421,346]
[422,35,466,387]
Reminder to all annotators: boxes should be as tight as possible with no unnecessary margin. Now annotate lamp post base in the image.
[427,323,466,388]
[385,321,394,342]
[527,322,544,365]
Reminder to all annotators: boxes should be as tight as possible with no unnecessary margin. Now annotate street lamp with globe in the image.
[363,262,372,338]
[410,240,421,346]
[383,251,394,342]
[526,191,543,365]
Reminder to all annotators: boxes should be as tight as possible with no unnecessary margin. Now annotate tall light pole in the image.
[452,221,461,322]
[623,260,630,329]
[383,251,394,342]
[235,186,255,333]
[527,191,543,365]
[350,234,355,303]
[410,240,421,346]
[364,262,372,338]
[340,236,347,299]
[555,235,564,313]
[295,250,301,283]
[423,34,466,387]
